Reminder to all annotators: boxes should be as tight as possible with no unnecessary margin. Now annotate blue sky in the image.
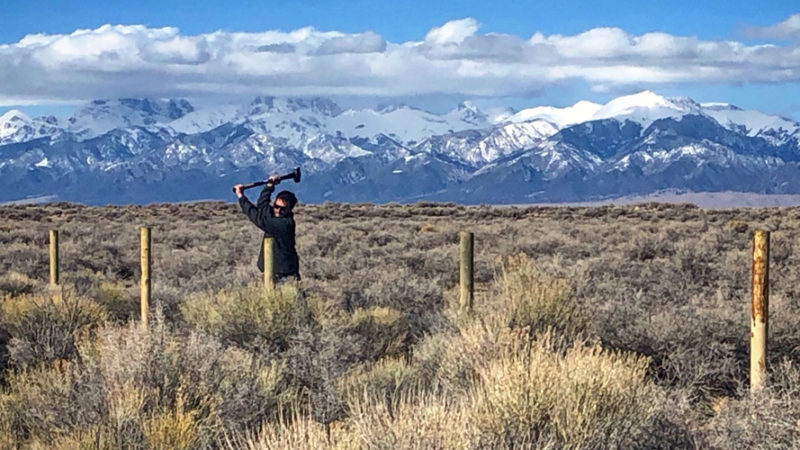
[1,0,797,43]
[2,0,800,118]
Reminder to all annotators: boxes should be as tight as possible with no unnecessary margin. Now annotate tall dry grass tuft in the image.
[0,289,107,367]
[347,306,408,361]
[93,280,138,322]
[143,394,201,450]
[0,318,286,448]
[697,359,800,449]
[492,253,587,338]
[338,356,421,408]
[242,332,660,449]
[0,271,40,297]
[471,332,656,448]
[231,407,359,450]
[43,426,122,450]
[81,320,286,440]
[181,283,307,351]
[0,360,105,444]
[344,389,479,449]
[416,254,586,396]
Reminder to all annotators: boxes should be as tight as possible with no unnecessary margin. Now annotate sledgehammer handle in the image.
[232,174,295,192]
[233,167,300,193]
[234,180,269,192]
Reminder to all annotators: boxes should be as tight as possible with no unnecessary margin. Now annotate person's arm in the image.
[239,197,289,235]
[234,176,286,235]
[256,183,274,208]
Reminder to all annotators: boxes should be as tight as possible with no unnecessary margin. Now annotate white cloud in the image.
[549,28,632,59]
[315,32,387,55]
[745,14,800,40]
[424,18,479,44]
[2,16,800,104]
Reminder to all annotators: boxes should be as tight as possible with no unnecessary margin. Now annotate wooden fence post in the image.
[49,229,59,286]
[140,227,151,327]
[751,229,769,392]
[460,231,474,311]
[263,236,274,291]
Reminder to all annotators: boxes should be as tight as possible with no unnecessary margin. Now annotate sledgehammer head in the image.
[279,167,301,183]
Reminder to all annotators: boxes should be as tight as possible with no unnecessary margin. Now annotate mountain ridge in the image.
[2,91,800,204]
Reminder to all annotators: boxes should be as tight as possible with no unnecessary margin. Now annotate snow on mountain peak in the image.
[1,110,31,140]
[0,109,63,143]
[0,109,31,124]
[0,109,31,127]
[507,100,601,128]
[375,102,413,113]
[596,91,694,115]
[505,91,702,130]
[451,101,488,126]
[168,104,241,134]
[68,98,195,140]
[457,101,479,112]
[248,96,343,117]
[592,91,702,127]
[701,103,800,142]
[701,102,741,111]
[604,90,670,109]
[1,109,32,140]
[334,103,485,144]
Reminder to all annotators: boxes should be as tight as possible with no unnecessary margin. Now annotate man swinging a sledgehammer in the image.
[233,168,301,283]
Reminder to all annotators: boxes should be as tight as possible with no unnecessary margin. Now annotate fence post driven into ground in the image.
[460,231,474,311]
[751,229,770,393]
[263,236,274,291]
[140,227,151,327]
[49,229,59,286]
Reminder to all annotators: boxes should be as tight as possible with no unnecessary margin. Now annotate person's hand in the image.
[268,174,281,185]
[233,184,244,198]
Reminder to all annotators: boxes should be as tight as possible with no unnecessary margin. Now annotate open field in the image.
[2,201,800,448]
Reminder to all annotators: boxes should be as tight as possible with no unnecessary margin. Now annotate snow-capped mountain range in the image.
[2,91,800,204]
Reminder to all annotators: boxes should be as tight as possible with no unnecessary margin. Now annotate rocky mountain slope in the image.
[2,92,799,204]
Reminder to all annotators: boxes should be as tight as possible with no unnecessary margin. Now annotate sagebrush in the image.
[3,201,800,448]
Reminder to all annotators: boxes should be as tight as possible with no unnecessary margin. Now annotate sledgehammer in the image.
[233,167,301,192]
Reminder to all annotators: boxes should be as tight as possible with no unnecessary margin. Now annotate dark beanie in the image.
[276,190,298,210]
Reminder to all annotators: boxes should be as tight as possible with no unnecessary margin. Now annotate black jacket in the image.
[238,184,300,278]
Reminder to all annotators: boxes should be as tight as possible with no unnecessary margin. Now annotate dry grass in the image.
[181,284,306,351]
[3,201,800,447]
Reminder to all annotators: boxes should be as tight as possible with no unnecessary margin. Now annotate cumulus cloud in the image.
[256,43,296,53]
[745,14,800,40]
[425,18,480,45]
[2,15,800,104]
[315,32,386,55]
